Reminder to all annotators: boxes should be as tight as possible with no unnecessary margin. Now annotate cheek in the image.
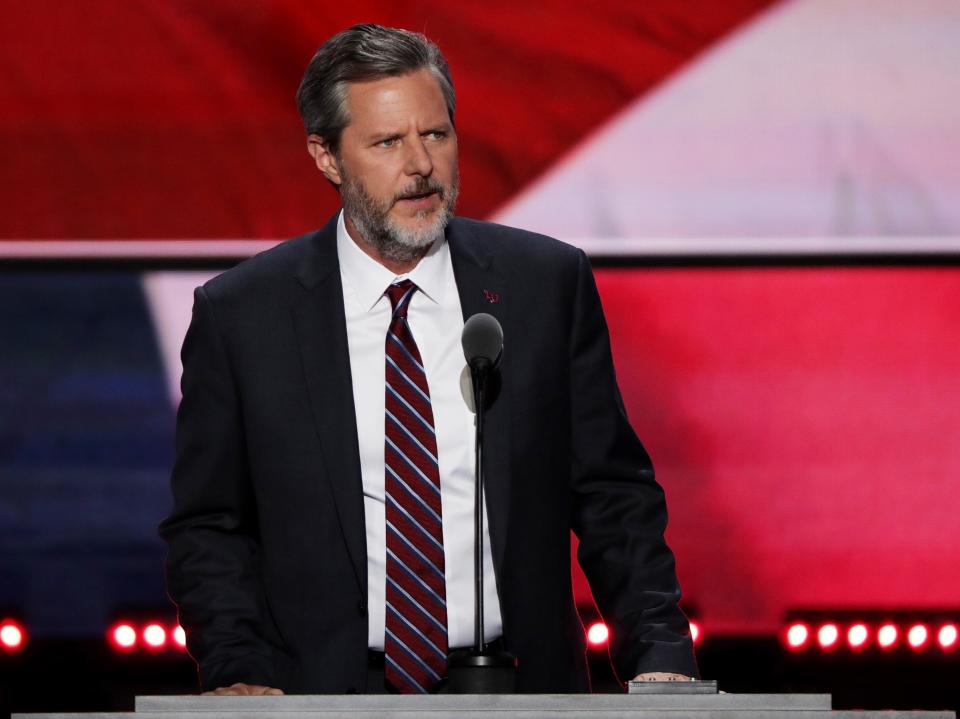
[357,161,401,200]
[433,146,459,182]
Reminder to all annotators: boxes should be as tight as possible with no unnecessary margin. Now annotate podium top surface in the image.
[136,692,831,712]
[13,696,957,719]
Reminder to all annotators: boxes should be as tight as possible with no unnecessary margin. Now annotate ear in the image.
[307,134,343,186]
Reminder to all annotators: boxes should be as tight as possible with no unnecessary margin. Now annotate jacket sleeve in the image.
[567,250,699,682]
[158,285,278,691]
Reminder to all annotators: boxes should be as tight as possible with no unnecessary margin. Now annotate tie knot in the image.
[386,280,417,319]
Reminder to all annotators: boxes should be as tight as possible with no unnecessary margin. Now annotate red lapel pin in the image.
[483,289,500,304]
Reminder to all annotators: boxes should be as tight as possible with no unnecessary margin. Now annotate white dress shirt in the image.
[336,211,503,650]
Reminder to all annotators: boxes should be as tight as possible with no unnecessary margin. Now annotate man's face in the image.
[329,69,459,262]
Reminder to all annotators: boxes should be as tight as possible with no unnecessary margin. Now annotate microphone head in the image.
[462,313,503,369]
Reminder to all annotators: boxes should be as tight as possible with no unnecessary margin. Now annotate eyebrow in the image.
[364,119,453,142]
[369,132,401,142]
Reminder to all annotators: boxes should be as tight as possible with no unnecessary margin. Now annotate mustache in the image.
[393,177,447,202]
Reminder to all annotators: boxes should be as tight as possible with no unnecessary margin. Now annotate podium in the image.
[13,693,956,718]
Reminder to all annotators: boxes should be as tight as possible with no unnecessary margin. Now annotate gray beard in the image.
[340,172,459,264]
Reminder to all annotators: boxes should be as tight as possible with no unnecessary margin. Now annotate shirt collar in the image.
[336,209,450,312]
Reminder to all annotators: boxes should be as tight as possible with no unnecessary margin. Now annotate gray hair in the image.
[296,23,456,153]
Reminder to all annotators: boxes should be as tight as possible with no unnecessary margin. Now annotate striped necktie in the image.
[383,280,449,693]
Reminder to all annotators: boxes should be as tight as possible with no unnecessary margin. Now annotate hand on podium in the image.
[202,683,284,696]
[633,672,693,682]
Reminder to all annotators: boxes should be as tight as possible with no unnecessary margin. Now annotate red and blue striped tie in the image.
[383,280,449,693]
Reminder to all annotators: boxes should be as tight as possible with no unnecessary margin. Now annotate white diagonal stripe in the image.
[387,600,446,659]
[386,464,442,524]
[386,627,443,681]
[386,354,433,406]
[387,520,447,588]
[385,436,438,491]
[386,490,443,552]
[386,545,446,605]
[389,283,417,315]
[388,331,426,374]
[385,653,428,693]
[386,407,438,466]
[386,575,447,634]
[385,383,434,435]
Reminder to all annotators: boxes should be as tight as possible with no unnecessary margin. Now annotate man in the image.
[160,23,697,696]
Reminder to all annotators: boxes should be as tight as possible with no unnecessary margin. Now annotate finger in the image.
[632,672,693,682]
[202,683,281,696]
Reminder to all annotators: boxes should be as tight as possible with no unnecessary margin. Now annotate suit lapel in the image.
[290,217,366,593]
[448,220,512,578]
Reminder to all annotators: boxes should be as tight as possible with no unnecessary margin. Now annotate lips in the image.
[400,191,437,201]
[396,191,440,208]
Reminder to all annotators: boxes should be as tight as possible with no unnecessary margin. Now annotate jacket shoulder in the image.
[201,229,328,309]
[450,216,582,260]
[449,217,586,289]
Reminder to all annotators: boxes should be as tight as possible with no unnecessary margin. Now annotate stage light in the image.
[847,623,868,649]
[110,623,137,650]
[173,625,187,648]
[817,623,839,649]
[877,623,898,649]
[937,624,957,650]
[587,622,609,646]
[143,623,167,649]
[907,624,929,650]
[0,620,25,651]
[689,621,700,644]
[783,613,957,657]
[786,623,810,650]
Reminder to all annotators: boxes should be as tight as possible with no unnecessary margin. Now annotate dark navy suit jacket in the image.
[160,213,697,693]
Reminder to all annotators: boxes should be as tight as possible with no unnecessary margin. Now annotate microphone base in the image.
[444,650,517,694]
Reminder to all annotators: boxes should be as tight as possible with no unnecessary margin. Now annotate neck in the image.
[344,213,428,275]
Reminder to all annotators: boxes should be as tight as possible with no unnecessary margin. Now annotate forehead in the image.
[343,69,450,134]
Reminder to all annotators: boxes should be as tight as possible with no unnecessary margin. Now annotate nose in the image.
[404,136,434,178]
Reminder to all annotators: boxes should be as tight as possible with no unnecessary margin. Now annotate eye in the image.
[377,137,399,148]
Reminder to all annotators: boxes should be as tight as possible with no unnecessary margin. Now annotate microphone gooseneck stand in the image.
[473,357,488,655]
[445,348,517,693]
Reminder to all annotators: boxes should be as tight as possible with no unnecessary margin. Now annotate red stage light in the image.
[877,623,899,649]
[143,623,167,649]
[173,625,187,648]
[847,623,869,649]
[587,622,609,646]
[907,624,929,650]
[0,620,25,651]
[786,622,810,650]
[689,621,700,644]
[817,623,839,649]
[937,624,958,650]
[110,623,137,651]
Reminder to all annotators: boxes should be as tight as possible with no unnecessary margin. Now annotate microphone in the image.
[454,312,519,693]
[461,312,503,375]
[461,315,500,650]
